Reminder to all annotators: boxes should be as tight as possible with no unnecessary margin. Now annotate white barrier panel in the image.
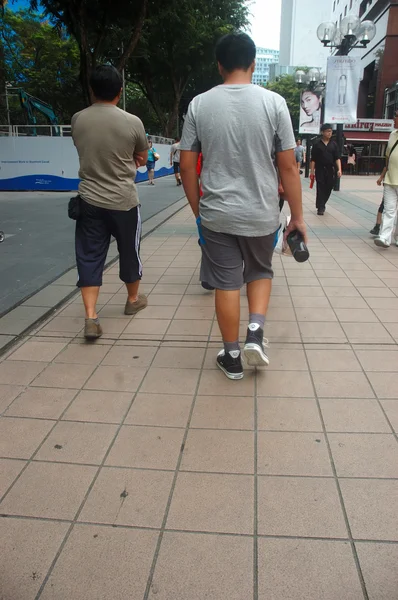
[0,137,173,191]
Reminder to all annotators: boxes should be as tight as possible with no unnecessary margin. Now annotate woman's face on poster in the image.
[301,91,320,117]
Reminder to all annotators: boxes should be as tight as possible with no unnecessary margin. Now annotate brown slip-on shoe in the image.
[124,294,148,316]
[84,319,103,340]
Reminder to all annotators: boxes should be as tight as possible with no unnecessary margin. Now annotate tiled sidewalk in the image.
[0,178,398,599]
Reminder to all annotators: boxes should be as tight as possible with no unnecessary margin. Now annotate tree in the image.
[128,0,249,136]
[266,74,302,133]
[29,0,148,106]
[1,9,81,123]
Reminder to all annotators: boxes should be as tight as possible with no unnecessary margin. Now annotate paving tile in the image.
[152,346,206,369]
[257,371,314,398]
[134,305,177,320]
[190,395,254,430]
[329,433,398,477]
[257,398,322,431]
[54,343,110,364]
[266,307,297,321]
[306,349,361,372]
[167,472,253,534]
[291,296,331,308]
[341,322,393,343]
[35,421,117,465]
[79,467,173,528]
[367,372,398,398]
[124,393,192,427]
[356,350,398,372]
[41,316,83,333]
[100,344,157,367]
[340,478,398,542]
[312,372,374,398]
[0,458,26,497]
[0,518,69,600]
[0,335,14,351]
[147,294,183,306]
[173,306,215,320]
[323,286,361,298]
[150,531,252,600]
[257,538,363,600]
[7,340,67,362]
[167,319,213,337]
[356,542,398,599]
[180,429,254,474]
[263,320,301,342]
[328,296,369,309]
[0,461,96,519]
[151,283,187,295]
[320,398,390,433]
[334,308,378,323]
[84,365,145,392]
[5,387,76,419]
[0,417,53,459]
[298,321,347,342]
[122,318,171,335]
[0,306,49,335]
[179,294,215,306]
[266,348,308,371]
[257,476,347,537]
[365,297,398,309]
[0,384,25,413]
[32,363,96,389]
[141,367,200,395]
[380,400,398,432]
[40,525,158,600]
[295,308,337,322]
[359,287,396,298]
[106,425,184,470]
[62,390,132,424]
[0,361,47,385]
[257,432,332,476]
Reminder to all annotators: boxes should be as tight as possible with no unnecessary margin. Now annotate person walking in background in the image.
[71,65,149,340]
[347,144,357,174]
[170,137,182,186]
[146,139,158,185]
[294,139,305,173]
[180,32,306,380]
[310,123,342,216]
[374,109,398,248]
[369,200,384,236]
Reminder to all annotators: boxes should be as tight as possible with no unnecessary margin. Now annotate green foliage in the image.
[1,9,81,123]
[266,74,301,133]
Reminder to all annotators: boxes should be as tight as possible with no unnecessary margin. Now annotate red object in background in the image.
[310,174,315,189]
[197,153,203,197]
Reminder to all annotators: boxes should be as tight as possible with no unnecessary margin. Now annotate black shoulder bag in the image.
[68,195,82,220]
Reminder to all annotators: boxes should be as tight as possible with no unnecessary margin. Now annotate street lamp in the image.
[316,14,376,190]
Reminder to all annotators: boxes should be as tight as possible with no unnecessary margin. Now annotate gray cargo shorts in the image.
[200,225,276,291]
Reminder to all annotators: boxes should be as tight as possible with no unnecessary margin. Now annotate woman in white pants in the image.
[375,110,398,249]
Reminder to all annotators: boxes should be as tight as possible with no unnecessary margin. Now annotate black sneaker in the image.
[370,224,380,236]
[244,324,269,367]
[216,350,244,380]
[317,209,325,216]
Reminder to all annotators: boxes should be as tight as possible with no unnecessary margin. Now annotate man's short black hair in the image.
[215,32,256,73]
[321,123,333,131]
[89,65,123,101]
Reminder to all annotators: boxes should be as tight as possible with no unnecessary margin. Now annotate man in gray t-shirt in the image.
[180,32,306,380]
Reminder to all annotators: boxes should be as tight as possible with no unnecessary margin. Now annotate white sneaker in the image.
[374,237,390,248]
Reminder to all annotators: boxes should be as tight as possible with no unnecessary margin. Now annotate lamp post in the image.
[316,16,376,191]
[294,68,326,179]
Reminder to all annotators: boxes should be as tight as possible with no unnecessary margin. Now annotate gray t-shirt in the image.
[295,145,305,162]
[180,84,295,236]
[170,142,181,163]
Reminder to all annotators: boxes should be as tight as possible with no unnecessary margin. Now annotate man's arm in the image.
[276,148,307,243]
[377,165,388,186]
[336,158,342,178]
[310,160,316,175]
[180,150,200,217]
[170,145,174,166]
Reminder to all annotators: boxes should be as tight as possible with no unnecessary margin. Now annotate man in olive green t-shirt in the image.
[71,65,149,339]
[375,109,398,249]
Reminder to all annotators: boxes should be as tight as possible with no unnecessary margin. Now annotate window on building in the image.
[339,13,342,22]
[333,0,336,10]
[349,0,352,8]
[344,5,347,15]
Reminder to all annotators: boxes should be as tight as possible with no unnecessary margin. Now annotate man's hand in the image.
[284,217,308,245]
[377,177,383,186]
[134,152,147,168]
[337,170,342,178]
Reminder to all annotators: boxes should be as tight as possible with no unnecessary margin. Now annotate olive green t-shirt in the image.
[71,104,149,211]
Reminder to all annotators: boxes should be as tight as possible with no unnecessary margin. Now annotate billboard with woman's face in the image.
[299,90,321,135]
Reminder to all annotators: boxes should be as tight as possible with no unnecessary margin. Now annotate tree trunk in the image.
[117,0,148,72]
[164,96,180,138]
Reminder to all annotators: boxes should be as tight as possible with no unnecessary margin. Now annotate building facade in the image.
[252,48,279,85]
[279,0,332,70]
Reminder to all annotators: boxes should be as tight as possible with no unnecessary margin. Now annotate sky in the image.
[248,0,281,51]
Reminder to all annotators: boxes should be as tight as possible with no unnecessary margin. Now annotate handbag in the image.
[68,195,82,220]
[153,152,160,161]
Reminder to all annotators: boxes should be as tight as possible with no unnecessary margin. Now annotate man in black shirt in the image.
[310,123,342,215]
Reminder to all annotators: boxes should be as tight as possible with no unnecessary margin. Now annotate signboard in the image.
[343,119,394,132]
[324,55,362,124]
[299,90,321,135]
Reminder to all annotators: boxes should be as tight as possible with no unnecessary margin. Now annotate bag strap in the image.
[386,138,398,171]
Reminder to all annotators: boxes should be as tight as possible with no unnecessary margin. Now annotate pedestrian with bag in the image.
[147,139,159,185]
[71,64,149,340]
[374,109,398,249]
[170,137,182,186]
[310,123,342,215]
